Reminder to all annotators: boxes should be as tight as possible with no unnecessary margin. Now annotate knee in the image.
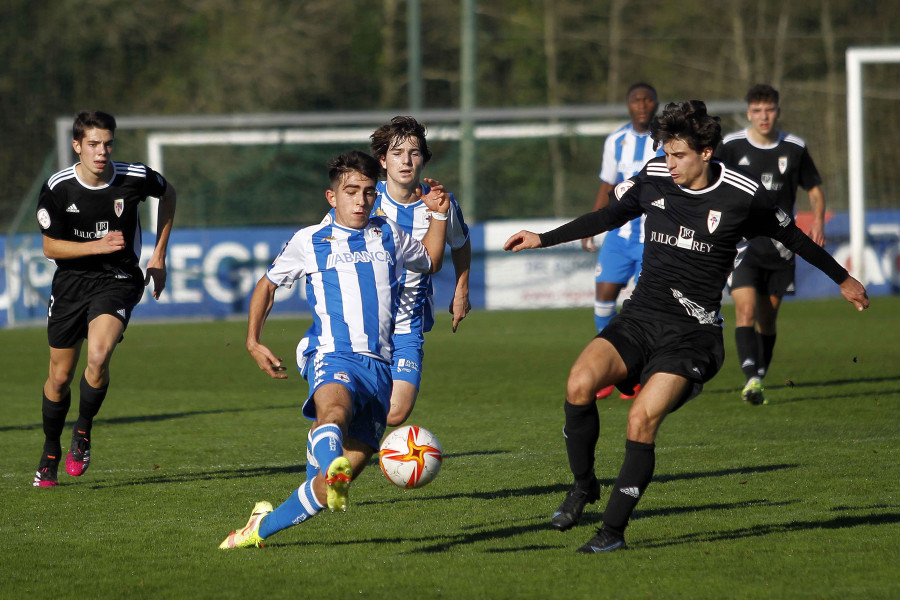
[46,363,75,393]
[566,368,597,406]
[626,407,658,443]
[84,345,115,377]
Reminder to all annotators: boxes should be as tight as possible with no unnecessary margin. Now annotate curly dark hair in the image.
[745,84,779,105]
[327,150,381,187]
[370,116,432,164]
[650,100,722,153]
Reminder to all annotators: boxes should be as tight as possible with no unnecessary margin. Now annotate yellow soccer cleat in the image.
[219,501,273,549]
[742,378,767,405]
[325,456,352,512]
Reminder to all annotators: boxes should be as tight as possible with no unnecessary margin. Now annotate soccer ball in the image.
[379,425,443,488]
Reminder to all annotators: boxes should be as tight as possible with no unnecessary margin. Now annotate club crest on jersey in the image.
[707,210,722,233]
[778,156,788,174]
[613,179,635,200]
[37,208,51,229]
[114,199,124,217]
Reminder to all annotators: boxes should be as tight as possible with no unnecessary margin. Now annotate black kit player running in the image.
[33,110,176,488]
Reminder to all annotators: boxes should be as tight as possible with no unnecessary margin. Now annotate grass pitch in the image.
[1,297,898,599]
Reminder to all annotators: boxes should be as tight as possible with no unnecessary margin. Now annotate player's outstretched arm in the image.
[504,231,542,252]
[839,276,869,311]
[246,276,288,379]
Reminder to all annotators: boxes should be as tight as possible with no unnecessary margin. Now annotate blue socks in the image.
[257,424,344,540]
[258,479,323,539]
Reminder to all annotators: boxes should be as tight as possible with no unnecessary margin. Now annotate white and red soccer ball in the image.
[379,425,443,488]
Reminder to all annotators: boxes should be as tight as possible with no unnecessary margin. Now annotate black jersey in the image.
[540,157,846,329]
[36,161,168,280]
[715,130,822,261]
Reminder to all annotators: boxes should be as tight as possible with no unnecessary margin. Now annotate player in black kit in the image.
[503,100,868,553]
[715,84,827,405]
[32,111,176,487]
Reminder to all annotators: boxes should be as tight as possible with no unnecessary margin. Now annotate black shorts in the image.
[47,271,144,349]
[729,246,795,297]
[599,310,725,411]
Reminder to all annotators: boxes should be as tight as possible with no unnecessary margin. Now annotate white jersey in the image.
[599,124,663,243]
[372,180,469,334]
[266,216,432,366]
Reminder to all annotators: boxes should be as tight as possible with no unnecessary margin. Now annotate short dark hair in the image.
[73,111,116,141]
[650,100,722,153]
[327,150,381,187]
[745,84,779,105]
[627,82,658,102]
[370,116,432,164]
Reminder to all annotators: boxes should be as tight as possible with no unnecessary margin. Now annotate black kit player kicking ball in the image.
[504,100,868,553]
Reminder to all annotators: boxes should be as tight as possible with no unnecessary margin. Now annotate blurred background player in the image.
[504,100,867,553]
[582,83,663,399]
[220,151,449,549]
[369,116,471,426]
[715,84,826,405]
[32,110,176,487]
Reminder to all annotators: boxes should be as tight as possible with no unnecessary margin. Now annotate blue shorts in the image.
[595,233,643,286]
[391,331,425,388]
[299,351,392,450]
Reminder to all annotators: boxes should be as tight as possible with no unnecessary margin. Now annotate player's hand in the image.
[503,230,541,252]
[419,178,449,215]
[582,237,597,252]
[144,256,167,299]
[840,276,869,311]
[807,222,826,247]
[96,230,125,254]
[247,341,288,379]
[449,292,471,333]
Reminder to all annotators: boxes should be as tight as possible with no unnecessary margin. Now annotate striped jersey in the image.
[372,180,469,334]
[36,161,168,279]
[266,215,432,366]
[599,124,664,243]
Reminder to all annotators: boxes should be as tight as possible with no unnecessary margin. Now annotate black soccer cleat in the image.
[576,527,628,554]
[551,477,601,531]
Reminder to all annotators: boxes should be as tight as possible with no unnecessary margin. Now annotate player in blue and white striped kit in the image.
[220,150,450,549]
[583,83,663,399]
[369,116,471,427]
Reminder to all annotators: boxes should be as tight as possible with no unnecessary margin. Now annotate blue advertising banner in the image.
[1,210,897,328]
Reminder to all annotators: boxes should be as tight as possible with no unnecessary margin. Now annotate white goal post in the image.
[846,46,900,282]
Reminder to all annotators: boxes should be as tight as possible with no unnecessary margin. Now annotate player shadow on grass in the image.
[705,373,900,404]
[0,404,293,433]
[85,463,309,489]
[636,510,900,550]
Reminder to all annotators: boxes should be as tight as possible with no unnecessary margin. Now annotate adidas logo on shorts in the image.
[117,309,126,318]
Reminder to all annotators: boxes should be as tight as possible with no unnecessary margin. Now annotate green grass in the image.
[1,297,898,599]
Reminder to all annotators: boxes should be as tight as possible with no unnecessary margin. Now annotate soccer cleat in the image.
[742,378,767,405]
[620,384,642,400]
[33,454,60,487]
[325,456,352,512]
[576,527,628,554]
[219,501,273,549]
[65,429,91,477]
[595,385,615,399]
[551,477,601,531]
